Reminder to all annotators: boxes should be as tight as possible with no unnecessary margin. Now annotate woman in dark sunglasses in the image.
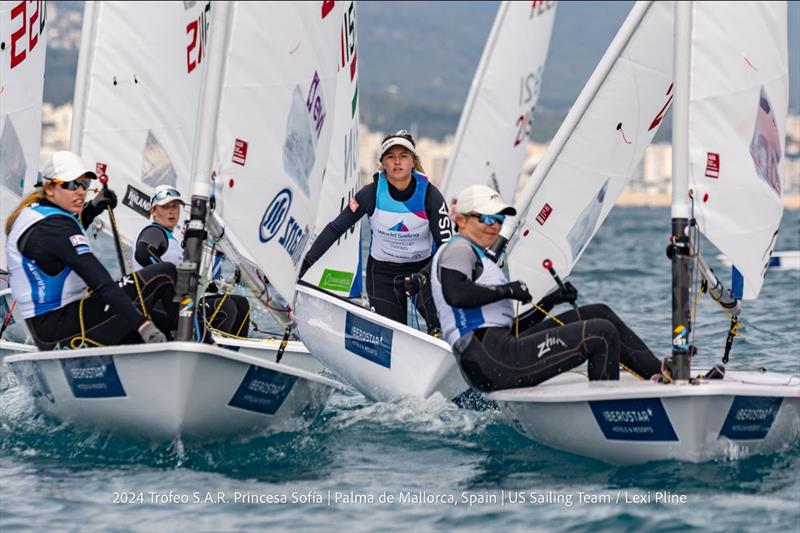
[133,185,250,339]
[298,130,452,334]
[430,185,663,392]
[4,151,177,350]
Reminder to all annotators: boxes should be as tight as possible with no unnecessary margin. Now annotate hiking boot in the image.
[428,327,443,339]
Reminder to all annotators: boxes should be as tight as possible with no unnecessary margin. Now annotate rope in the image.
[532,302,565,326]
[131,271,152,321]
[70,291,104,349]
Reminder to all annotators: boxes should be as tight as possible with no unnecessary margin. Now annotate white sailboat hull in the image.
[294,284,471,403]
[4,342,342,442]
[489,370,800,465]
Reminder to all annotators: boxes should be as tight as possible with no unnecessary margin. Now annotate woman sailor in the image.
[299,130,451,334]
[4,151,175,349]
[133,185,250,338]
[431,185,663,391]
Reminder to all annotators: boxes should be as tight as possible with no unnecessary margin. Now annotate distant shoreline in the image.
[615,192,800,210]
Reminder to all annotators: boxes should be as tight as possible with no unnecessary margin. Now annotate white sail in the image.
[505,1,674,302]
[0,0,47,269]
[439,1,557,207]
[69,1,210,248]
[687,2,787,300]
[302,0,362,298]
[208,2,340,303]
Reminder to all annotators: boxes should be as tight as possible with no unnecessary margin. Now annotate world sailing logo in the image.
[389,218,409,232]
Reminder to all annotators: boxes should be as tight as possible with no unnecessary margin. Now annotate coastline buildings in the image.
[40,104,800,208]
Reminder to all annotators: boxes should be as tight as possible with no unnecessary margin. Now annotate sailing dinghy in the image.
[5,1,346,441]
[485,1,799,464]
[294,0,557,404]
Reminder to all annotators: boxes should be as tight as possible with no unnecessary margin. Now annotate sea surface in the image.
[1,207,798,532]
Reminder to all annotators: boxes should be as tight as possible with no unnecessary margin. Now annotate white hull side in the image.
[294,285,471,402]
[4,342,342,442]
[490,370,800,465]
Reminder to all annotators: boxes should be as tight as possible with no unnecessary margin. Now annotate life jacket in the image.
[431,236,515,345]
[6,205,91,319]
[132,223,183,270]
[368,170,433,263]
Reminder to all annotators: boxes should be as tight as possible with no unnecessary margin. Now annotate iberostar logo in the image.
[389,217,408,232]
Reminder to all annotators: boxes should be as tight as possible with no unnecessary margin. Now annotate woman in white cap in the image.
[133,185,250,338]
[299,130,452,333]
[4,151,175,349]
[430,184,663,391]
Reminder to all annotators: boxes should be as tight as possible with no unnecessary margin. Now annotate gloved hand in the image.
[556,281,578,306]
[91,187,118,210]
[538,281,578,309]
[138,320,167,343]
[502,281,532,303]
[402,271,427,296]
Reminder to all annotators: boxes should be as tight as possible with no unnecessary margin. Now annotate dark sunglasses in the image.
[52,177,92,191]
[471,213,506,225]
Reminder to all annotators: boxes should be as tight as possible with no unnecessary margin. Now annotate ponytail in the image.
[5,189,46,236]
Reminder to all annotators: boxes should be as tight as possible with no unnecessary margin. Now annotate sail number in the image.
[514,67,543,146]
[6,0,45,69]
[186,1,211,74]
[530,1,556,19]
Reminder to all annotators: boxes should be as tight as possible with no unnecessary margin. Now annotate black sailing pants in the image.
[366,256,440,331]
[454,303,661,392]
[27,262,178,351]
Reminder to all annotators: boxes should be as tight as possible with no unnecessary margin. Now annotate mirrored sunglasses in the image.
[152,188,181,203]
[472,213,505,225]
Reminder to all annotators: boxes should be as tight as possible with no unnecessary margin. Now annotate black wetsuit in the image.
[18,200,178,350]
[301,175,452,330]
[436,243,661,392]
[134,225,250,338]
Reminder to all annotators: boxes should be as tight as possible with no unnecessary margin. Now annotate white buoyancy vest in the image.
[368,171,434,263]
[431,236,515,345]
[7,205,91,319]
[132,224,183,270]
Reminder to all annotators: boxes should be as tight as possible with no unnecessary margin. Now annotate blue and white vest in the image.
[132,223,183,270]
[6,205,90,319]
[368,170,433,263]
[431,236,515,345]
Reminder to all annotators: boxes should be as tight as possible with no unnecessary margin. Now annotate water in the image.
[1,208,799,532]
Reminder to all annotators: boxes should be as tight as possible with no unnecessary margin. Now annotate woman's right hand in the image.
[502,281,532,303]
[138,320,167,343]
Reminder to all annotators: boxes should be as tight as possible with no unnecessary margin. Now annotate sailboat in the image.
[0,0,48,355]
[293,0,557,403]
[484,1,799,464]
[4,2,346,442]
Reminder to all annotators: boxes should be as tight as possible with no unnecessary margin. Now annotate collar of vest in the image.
[150,222,175,239]
[448,234,486,257]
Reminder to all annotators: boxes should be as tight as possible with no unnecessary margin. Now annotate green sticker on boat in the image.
[318,268,354,292]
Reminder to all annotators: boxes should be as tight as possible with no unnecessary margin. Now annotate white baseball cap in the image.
[378,130,417,161]
[151,185,185,207]
[40,151,97,183]
[455,185,517,216]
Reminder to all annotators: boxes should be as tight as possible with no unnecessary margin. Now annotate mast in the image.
[485,1,654,263]
[669,1,692,381]
[175,1,233,341]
